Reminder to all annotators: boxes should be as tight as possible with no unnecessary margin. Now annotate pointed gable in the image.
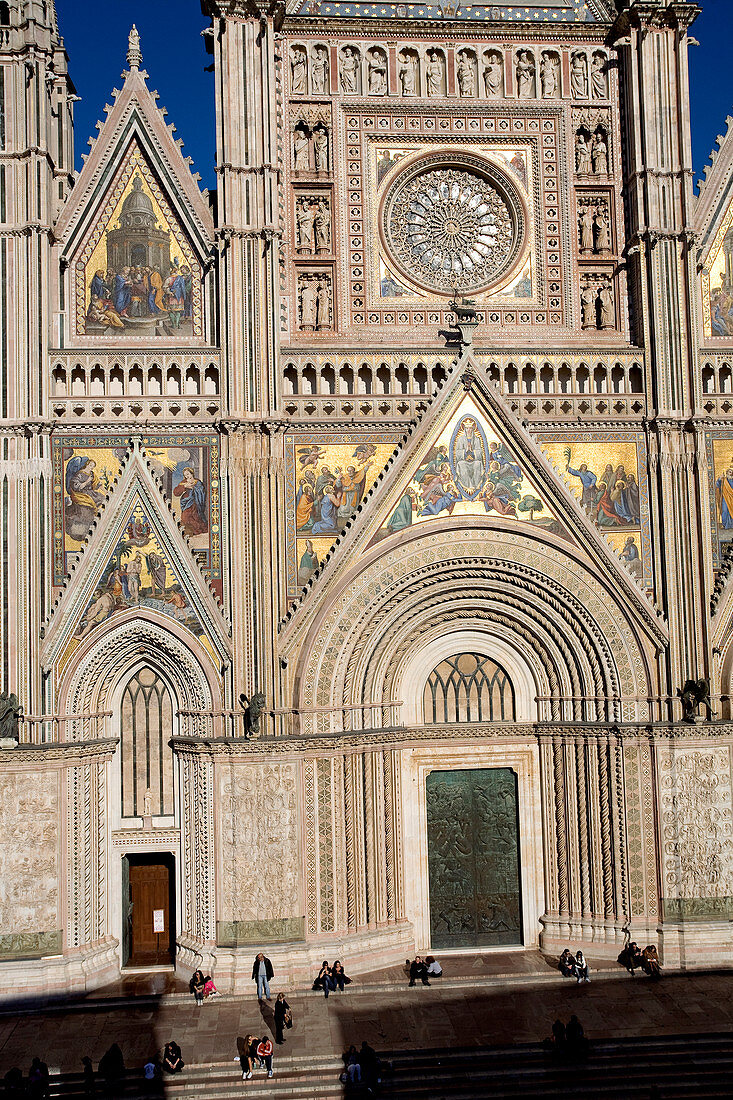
[281,356,665,650]
[54,28,214,345]
[695,115,733,343]
[42,447,230,679]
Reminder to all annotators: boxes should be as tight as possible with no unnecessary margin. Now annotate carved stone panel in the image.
[0,771,59,942]
[659,746,733,920]
[219,763,299,930]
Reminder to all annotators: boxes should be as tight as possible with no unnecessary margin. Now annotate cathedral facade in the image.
[1,0,733,994]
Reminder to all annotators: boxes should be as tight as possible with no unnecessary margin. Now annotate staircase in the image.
[27,1032,733,1098]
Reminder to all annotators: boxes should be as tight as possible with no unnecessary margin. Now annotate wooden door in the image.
[127,858,174,966]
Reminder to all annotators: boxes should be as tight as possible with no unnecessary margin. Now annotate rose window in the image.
[381,156,525,295]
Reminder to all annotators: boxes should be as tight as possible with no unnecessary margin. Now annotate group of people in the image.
[2,1042,185,1098]
[3,1059,51,1099]
[237,1033,276,1079]
[188,969,220,1005]
[559,949,591,983]
[341,1040,380,1092]
[313,959,351,998]
[565,459,641,527]
[407,954,442,986]
[296,453,376,534]
[546,1015,589,1059]
[87,262,192,332]
[618,941,662,979]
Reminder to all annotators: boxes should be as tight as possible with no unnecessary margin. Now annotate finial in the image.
[127,25,142,71]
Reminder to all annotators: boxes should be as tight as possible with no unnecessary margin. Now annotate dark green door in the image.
[426,768,522,949]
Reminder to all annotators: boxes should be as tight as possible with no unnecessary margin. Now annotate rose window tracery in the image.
[381,156,525,295]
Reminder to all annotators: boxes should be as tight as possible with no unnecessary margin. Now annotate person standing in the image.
[252,952,274,1001]
[257,1036,274,1078]
[189,969,205,1006]
[274,992,291,1045]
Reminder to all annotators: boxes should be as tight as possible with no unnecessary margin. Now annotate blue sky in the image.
[55,0,731,193]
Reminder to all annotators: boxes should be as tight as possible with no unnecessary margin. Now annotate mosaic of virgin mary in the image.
[449,416,489,500]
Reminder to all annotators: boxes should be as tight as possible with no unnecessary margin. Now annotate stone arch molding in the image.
[61,614,217,740]
[291,524,653,732]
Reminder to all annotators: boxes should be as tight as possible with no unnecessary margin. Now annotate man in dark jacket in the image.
[252,952,274,1000]
[408,956,430,987]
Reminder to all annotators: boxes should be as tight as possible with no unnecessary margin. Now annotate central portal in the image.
[426,767,522,949]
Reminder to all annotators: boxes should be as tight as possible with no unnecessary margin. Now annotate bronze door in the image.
[426,768,521,949]
[126,855,175,966]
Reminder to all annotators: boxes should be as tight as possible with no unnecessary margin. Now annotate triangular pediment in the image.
[42,448,230,678]
[695,115,733,343]
[54,39,213,343]
[281,356,666,648]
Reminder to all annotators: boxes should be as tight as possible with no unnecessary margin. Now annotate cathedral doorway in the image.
[426,768,522,949]
[122,853,176,967]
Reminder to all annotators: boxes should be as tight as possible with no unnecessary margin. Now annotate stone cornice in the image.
[172,719,732,755]
[281,17,613,42]
[0,737,119,766]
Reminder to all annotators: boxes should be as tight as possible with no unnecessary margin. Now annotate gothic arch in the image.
[290,521,653,733]
[59,611,219,738]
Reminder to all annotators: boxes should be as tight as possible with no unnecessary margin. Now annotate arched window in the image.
[120,669,174,818]
[424,652,515,723]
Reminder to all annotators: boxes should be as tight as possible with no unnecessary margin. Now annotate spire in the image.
[127,25,142,71]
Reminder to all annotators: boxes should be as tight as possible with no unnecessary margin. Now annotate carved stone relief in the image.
[660,748,733,917]
[540,51,560,99]
[483,50,503,97]
[456,50,477,98]
[0,771,58,933]
[577,196,612,255]
[219,763,299,922]
[515,49,536,99]
[340,45,361,94]
[298,272,333,331]
[295,195,331,255]
[580,275,615,330]
[367,47,387,95]
[293,122,330,174]
[310,45,329,95]
[290,46,308,96]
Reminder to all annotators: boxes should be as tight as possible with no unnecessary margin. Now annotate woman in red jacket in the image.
[256,1036,274,1078]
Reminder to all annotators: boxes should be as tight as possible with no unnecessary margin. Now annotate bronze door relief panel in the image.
[426,767,522,949]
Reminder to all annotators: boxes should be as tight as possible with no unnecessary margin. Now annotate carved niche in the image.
[577,195,612,255]
[580,273,615,330]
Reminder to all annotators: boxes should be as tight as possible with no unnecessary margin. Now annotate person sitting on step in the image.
[162,1042,184,1074]
[574,950,590,983]
[618,940,643,976]
[256,1036,274,1078]
[559,949,577,978]
[426,955,442,977]
[332,960,351,991]
[314,959,336,997]
[409,956,430,986]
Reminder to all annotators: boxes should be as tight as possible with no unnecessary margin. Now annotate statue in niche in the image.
[293,128,310,171]
[290,47,307,95]
[591,53,608,99]
[0,691,22,743]
[314,200,330,252]
[311,46,328,94]
[299,276,317,329]
[313,128,329,171]
[515,50,534,99]
[457,51,475,97]
[142,788,154,818]
[296,198,314,253]
[594,209,610,252]
[592,132,608,174]
[368,50,387,95]
[580,285,595,329]
[540,52,559,99]
[571,51,589,99]
[400,54,417,95]
[575,133,592,174]
[426,50,444,96]
[316,276,332,329]
[483,51,503,97]
[677,679,716,723]
[579,207,594,252]
[340,47,359,93]
[598,284,614,329]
